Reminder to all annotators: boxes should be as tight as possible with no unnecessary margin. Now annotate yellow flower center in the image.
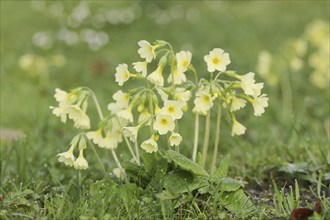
[203,95,210,103]
[160,118,168,126]
[181,60,189,67]
[168,106,175,114]
[212,57,221,65]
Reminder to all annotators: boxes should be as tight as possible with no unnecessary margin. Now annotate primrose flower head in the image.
[192,91,214,115]
[51,105,68,123]
[86,128,104,145]
[99,132,118,149]
[230,96,247,112]
[204,48,231,72]
[141,136,158,153]
[117,106,133,122]
[251,94,269,116]
[167,65,186,85]
[138,40,158,62]
[176,50,192,72]
[239,72,256,96]
[147,65,165,86]
[160,100,184,120]
[112,90,129,108]
[133,61,148,77]
[153,114,175,135]
[115,63,132,86]
[123,125,141,142]
[231,118,246,136]
[169,132,182,147]
[174,88,191,103]
[68,105,90,129]
[57,147,75,167]
[74,149,88,170]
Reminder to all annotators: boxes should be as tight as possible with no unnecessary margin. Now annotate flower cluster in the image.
[51,40,268,173]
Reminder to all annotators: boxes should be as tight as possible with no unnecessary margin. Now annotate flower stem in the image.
[115,117,139,165]
[91,92,104,120]
[192,113,199,162]
[201,111,211,168]
[211,105,222,174]
[86,137,107,177]
[134,141,140,164]
[111,149,128,183]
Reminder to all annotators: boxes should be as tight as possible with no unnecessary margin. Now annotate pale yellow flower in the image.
[156,88,169,102]
[117,106,133,122]
[169,132,182,147]
[192,92,214,115]
[99,132,118,149]
[86,128,104,145]
[115,63,131,86]
[133,61,148,77]
[138,40,157,62]
[239,72,256,96]
[74,150,88,170]
[252,83,264,97]
[113,90,129,108]
[231,119,246,136]
[51,105,68,123]
[113,168,126,181]
[68,105,90,129]
[251,94,269,117]
[153,114,175,135]
[147,65,164,86]
[57,147,75,167]
[123,125,141,142]
[167,65,186,85]
[176,50,192,72]
[204,48,231,72]
[230,96,247,112]
[138,109,151,125]
[141,136,158,153]
[160,100,184,120]
[174,88,191,103]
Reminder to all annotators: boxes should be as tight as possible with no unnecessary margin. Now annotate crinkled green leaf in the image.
[220,178,244,192]
[156,190,180,200]
[220,188,257,217]
[211,155,230,183]
[165,150,208,176]
[164,170,209,194]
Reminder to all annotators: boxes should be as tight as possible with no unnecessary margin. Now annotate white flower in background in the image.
[167,65,186,85]
[138,40,158,62]
[256,51,272,78]
[192,92,214,115]
[86,128,104,145]
[204,48,231,72]
[133,61,148,77]
[176,50,192,72]
[117,106,134,122]
[147,65,165,86]
[113,168,126,181]
[74,150,88,170]
[251,94,269,116]
[153,114,175,135]
[230,96,247,112]
[169,132,182,147]
[231,118,246,136]
[115,63,132,86]
[112,90,129,108]
[290,58,304,72]
[174,88,191,104]
[123,125,141,142]
[57,146,75,167]
[239,72,256,96]
[160,100,184,120]
[141,136,158,153]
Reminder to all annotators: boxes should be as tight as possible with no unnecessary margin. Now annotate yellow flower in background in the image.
[230,96,247,112]
[176,50,192,72]
[231,118,246,136]
[160,100,184,120]
[192,91,214,115]
[147,65,165,86]
[133,61,148,77]
[153,114,175,135]
[141,136,158,153]
[115,63,132,86]
[86,128,104,145]
[204,48,231,72]
[169,132,182,147]
[138,40,158,62]
[251,94,269,117]
[74,149,88,170]
[57,146,75,167]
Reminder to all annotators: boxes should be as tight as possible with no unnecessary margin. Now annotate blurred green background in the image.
[1,0,329,188]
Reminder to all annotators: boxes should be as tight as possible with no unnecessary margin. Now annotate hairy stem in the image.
[201,111,211,168]
[211,105,222,174]
[91,93,104,120]
[192,113,199,162]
